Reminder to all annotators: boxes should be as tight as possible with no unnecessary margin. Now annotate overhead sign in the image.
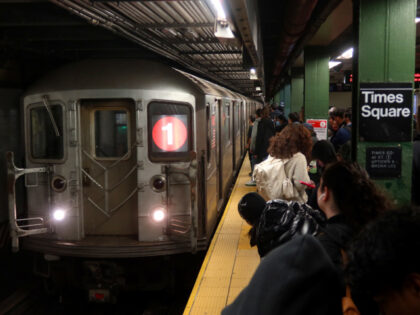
[151,115,188,152]
[366,147,402,179]
[306,119,328,140]
[359,83,412,142]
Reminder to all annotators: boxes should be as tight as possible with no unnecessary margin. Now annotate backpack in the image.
[253,156,295,201]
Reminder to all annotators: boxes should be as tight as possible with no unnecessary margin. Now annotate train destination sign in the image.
[366,147,402,179]
[359,83,412,142]
[151,115,188,152]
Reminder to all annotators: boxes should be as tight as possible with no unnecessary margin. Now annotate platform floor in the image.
[184,157,260,314]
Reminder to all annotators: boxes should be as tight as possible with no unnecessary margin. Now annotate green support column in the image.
[304,47,329,120]
[355,0,415,204]
[274,91,280,106]
[284,83,291,117]
[291,68,304,114]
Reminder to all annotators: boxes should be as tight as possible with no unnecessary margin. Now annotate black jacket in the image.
[317,214,353,268]
[255,117,275,161]
[222,235,343,315]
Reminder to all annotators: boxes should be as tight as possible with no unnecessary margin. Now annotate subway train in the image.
[6,59,261,298]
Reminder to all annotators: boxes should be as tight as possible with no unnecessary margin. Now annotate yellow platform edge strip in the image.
[183,159,247,314]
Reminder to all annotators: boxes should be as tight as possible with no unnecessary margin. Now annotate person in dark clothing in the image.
[237,192,266,247]
[254,106,275,163]
[307,140,337,210]
[222,235,343,315]
[246,115,255,176]
[288,112,300,124]
[346,206,420,315]
[330,109,351,152]
[316,161,390,268]
[274,114,287,133]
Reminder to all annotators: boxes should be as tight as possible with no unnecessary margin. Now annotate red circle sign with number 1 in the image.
[152,116,187,151]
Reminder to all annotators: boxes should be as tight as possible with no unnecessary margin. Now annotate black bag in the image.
[256,200,325,257]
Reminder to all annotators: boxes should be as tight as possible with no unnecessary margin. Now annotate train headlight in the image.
[150,175,166,193]
[152,208,166,222]
[52,208,66,221]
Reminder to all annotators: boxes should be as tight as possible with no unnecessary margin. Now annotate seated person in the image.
[346,206,420,315]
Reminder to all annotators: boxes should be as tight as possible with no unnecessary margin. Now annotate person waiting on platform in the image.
[346,206,420,315]
[254,106,275,164]
[254,124,312,203]
[288,112,300,124]
[316,161,390,269]
[330,108,351,152]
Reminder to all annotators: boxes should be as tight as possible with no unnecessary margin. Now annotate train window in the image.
[148,101,192,162]
[30,105,64,160]
[94,110,129,159]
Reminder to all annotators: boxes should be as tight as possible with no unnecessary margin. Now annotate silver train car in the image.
[7,59,261,295]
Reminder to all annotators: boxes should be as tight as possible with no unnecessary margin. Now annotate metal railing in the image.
[6,152,48,252]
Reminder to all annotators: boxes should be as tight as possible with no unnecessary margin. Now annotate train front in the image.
[6,60,203,297]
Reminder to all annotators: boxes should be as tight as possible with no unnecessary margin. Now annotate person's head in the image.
[261,106,271,118]
[255,108,262,118]
[311,140,337,169]
[238,192,266,227]
[268,124,312,162]
[302,122,315,136]
[277,114,287,124]
[249,114,256,123]
[317,161,389,228]
[346,206,420,315]
[288,112,300,124]
[332,108,345,125]
[344,108,352,124]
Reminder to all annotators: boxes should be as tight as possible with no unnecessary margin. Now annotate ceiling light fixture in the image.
[329,61,342,69]
[337,48,353,59]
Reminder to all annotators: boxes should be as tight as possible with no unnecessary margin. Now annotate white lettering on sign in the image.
[361,105,411,120]
[161,122,173,145]
[361,91,404,104]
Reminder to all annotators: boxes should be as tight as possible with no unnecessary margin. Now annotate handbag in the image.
[254,156,295,200]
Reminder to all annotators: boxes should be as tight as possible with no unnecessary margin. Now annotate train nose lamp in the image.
[52,208,66,221]
[152,208,166,223]
[51,175,67,193]
[150,175,166,193]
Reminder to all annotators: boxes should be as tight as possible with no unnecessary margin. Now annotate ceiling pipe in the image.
[268,0,344,97]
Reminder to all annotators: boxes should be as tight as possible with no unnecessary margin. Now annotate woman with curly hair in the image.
[316,161,390,268]
[254,124,312,202]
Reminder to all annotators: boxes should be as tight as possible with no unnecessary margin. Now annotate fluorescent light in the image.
[214,19,235,38]
[416,17,420,23]
[210,0,226,19]
[337,48,353,59]
[329,61,342,69]
[255,86,261,91]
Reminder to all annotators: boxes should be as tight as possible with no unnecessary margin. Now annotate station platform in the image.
[184,157,260,314]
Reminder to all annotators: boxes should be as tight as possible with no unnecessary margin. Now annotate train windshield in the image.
[30,105,64,160]
[94,110,129,158]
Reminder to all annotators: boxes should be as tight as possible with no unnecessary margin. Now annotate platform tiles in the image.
[184,157,260,315]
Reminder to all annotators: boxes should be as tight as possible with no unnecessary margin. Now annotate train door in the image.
[216,99,224,209]
[205,101,219,228]
[80,99,138,236]
[233,100,241,171]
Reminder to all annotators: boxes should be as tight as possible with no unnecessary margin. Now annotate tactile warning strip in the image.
[184,157,260,314]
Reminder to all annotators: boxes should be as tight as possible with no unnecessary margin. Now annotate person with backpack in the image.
[254,124,312,203]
